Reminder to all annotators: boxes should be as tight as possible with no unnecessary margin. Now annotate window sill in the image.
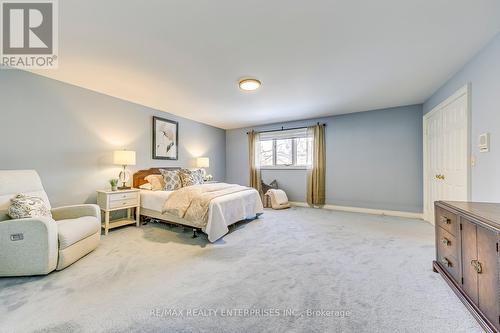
[261,166,307,170]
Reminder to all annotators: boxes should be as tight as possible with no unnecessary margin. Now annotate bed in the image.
[133,168,264,242]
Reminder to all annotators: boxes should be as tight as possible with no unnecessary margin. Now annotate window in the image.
[258,128,311,168]
[260,140,273,166]
[295,137,309,165]
[276,139,292,165]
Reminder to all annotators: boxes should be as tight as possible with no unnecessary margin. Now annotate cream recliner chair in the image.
[0,170,101,276]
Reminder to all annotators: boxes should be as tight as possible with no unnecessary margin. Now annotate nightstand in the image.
[204,180,220,184]
[97,189,140,235]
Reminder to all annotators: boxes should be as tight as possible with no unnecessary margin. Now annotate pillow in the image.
[178,169,204,187]
[8,194,52,219]
[144,174,165,191]
[159,169,182,191]
[139,183,153,190]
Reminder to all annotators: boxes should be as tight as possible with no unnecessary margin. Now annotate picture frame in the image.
[152,116,179,160]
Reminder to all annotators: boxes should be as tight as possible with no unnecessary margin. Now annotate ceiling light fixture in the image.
[239,78,261,91]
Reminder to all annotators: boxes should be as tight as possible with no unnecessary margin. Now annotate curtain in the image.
[248,130,262,195]
[307,124,326,206]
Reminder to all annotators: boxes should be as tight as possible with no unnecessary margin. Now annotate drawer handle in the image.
[440,216,451,225]
[471,260,483,274]
[441,238,450,246]
[441,257,451,268]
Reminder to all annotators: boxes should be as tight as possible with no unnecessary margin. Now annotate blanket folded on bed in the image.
[163,183,252,226]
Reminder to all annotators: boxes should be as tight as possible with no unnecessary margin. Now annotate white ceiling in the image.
[32,0,500,129]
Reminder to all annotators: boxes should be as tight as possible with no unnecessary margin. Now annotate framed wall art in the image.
[152,116,178,160]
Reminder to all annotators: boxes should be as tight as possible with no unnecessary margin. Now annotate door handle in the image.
[440,216,451,225]
[471,260,483,274]
[441,257,451,267]
[441,237,450,246]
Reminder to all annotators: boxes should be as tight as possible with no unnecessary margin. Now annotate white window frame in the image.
[259,133,309,170]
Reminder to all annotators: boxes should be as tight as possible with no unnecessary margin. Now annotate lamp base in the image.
[118,167,131,190]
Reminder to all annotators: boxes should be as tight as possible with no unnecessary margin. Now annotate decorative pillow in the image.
[159,169,182,191]
[178,169,204,187]
[139,183,153,190]
[144,174,165,191]
[8,194,52,219]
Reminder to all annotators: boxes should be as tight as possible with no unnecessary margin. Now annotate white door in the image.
[424,86,469,223]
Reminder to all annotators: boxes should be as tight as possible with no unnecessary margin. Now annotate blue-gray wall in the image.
[423,32,500,202]
[0,70,226,207]
[226,105,423,213]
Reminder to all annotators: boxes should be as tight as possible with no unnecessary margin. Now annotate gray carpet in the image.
[0,207,482,333]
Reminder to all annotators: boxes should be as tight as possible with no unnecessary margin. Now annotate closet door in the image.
[423,86,469,223]
[427,111,443,223]
[476,225,499,330]
[461,218,478,305]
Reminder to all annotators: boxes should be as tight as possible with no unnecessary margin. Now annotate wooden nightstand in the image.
[97,189,140,235]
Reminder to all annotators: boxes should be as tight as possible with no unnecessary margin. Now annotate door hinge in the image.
[460,223,463,230]
[461,277,464,284]
[497,243,499,252]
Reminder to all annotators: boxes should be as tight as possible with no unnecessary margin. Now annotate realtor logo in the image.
[1,0,58,68]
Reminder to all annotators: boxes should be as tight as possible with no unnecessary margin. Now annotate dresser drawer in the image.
[109,198,138,209]
[109,192,138,202]
[436,206,458,236]
[436,226,459,259]
[437,253,460,282]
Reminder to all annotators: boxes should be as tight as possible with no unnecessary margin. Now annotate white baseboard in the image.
[289,201,423,220]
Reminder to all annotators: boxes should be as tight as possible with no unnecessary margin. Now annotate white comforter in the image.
[140,183,263,241]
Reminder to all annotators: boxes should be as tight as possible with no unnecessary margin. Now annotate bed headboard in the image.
[133,167,180,188]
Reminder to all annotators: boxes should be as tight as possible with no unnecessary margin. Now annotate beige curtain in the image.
[307,124,326,206]
[248,130,262,195]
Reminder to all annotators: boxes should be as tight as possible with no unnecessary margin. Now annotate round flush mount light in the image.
[239,78,261,91]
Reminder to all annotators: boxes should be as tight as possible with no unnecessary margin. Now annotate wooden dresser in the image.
[434,201,500,333]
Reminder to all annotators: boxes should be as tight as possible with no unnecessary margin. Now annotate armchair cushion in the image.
[57,216,100,249]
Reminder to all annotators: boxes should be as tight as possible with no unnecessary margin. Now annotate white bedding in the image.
[140,184,263,241]
[140,189,173,211]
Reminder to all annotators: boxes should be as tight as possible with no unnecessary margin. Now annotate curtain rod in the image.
[246,122,326,135]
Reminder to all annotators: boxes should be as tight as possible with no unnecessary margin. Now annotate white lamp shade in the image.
[113,150,136,166]
[196,157,209,168]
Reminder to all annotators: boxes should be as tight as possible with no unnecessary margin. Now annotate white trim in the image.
[422,84,471,223]
[261,166,307,170]
[289,202,423,220]
[423,84,468,120]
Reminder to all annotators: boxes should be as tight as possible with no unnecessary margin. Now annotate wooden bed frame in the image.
[132,167,180,189]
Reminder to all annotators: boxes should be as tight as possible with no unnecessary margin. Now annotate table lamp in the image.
[113,150,136,189]
[196,157,211,181]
